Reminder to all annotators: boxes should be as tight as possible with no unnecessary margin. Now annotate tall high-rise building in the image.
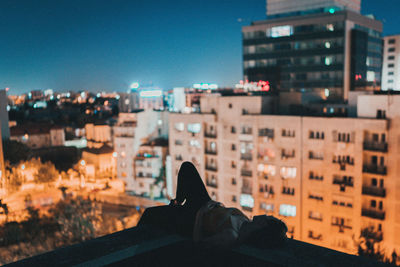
[266,0,361,17]
[382,35,400,91]
[168,93,400,256]
[0,89,10,140]
[243,2,383,100]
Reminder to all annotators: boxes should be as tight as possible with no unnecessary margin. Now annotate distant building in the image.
[134,138,168,199]
[82,145,116,180]
[10,124,65,149]
[243,7,383,101]
[170,87,186,112]
[118,92,140,113]
[266,0,361,17]
[113,110,169,191]
[0,89,10,140]
[382,35,400,91]
[85,123,112,148]
[0,126,5,192]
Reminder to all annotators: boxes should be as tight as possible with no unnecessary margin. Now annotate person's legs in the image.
[175,161,211,211]
[138,205,194,237]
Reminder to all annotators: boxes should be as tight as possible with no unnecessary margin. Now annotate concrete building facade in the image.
[168,94,399,256]
[114,110,169,191]
[243,10,383,100]
[134,138,168,199]
[382,35,400,91]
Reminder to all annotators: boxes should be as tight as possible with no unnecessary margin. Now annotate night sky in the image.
[0,0,398,94]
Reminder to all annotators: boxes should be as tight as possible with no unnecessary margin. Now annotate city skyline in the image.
[1,0,399,94]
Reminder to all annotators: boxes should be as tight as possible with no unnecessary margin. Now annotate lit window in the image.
[188,123,201,133]
[268,25,293,38]
[280,167,296,179]
[189,139,201,148]
[121,152,126,157]
[324,42,331,49]
[279,204,296,217]
[326,24,334,31]
[367,71,375,82]
[240,194,254,208]
[258,164,276,176]
[174,122,185,132]
[325,56,333,65]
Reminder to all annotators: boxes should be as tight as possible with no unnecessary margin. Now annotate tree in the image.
[49,197,101,244]
[34,162,59,184]
[356,226,387,263]
[2,140,31,165]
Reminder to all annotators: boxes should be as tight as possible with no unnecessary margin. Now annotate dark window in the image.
[371,200,376,208]
[228,103,232,109]
[379,201,383,210]
[388,72,394,75]
[231,144,236,151]
[231,126,236,133]
[388,39,396,44]
[388,64,395,68]
[372,178,377,186]
[388,48,395,52]
[231,178,236,185]
[388,56,395,60]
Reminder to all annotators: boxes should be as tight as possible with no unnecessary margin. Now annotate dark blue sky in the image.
[0,0,398,94]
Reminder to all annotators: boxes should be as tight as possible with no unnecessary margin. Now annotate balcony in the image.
[240,153,252,161]
[9,225,384,267]
[241,169,253,177]
[205,149,217,155]
[331,223,352,233]
[362,186,386,197]
[204,131,217,139]
[206,181,218,189]
[363,141,388,153]
[136,173,155,179]
[362,208,385,220]
[362,165,387,175]
[258,129,274,139]
[205,165,217,172]
[332,177,353,187]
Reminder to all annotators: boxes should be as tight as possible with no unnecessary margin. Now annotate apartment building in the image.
[382,35,400,91]
[114,110,169,191]
[168,94,398,255]
[134,138,168,199]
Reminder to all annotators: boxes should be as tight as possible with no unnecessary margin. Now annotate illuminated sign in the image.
[131,82,140,89]
[139,90,163,98]
[193,83,218,90]
[268,25,293,38]
[235,80,270,91]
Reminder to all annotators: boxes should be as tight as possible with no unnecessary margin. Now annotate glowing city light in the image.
[80,160,85,166]
[139,90,163,98]
[130,82,140,89]
[193,83,218,90]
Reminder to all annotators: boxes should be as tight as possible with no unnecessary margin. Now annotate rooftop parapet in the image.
[5,226,388,267]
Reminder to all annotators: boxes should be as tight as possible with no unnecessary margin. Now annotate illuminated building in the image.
[243,1,383,100]
[82,145,116,180]
[85,122,112,149]
[114,110,169,191]
[0,89,10,140]
[134,138,168,199]
[138,89,164,110]
[266,0,361,17]
[118,92,140,112]
[10,124,65,148]
[168,93,400,256]
[382,35,400,91]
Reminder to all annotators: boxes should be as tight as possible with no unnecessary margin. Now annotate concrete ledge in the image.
[5,226,389,267]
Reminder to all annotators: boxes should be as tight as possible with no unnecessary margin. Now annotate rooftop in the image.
[5,226,388,267]
[10,124,63,136]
